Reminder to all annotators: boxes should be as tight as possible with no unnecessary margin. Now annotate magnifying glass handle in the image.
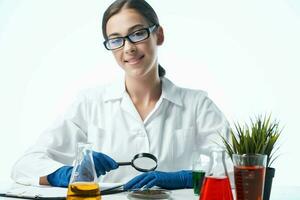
[117,162,132,166]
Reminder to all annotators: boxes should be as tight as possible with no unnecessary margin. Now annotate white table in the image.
[0,189,197,200]
[1,183,299,199]
[102,186,300,200]
[103,189,198,200]
[0,181,198,200]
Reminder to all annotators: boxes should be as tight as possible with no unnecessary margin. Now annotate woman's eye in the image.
[132,30,147,38]
[110,38,122,44]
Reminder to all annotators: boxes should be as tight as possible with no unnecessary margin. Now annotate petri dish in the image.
[127,189,171,199]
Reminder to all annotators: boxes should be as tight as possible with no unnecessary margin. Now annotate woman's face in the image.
[106,8,162,79]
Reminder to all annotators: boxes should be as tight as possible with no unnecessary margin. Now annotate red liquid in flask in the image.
[199,176,233,200]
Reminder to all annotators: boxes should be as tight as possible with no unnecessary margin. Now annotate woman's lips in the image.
[125,55,144,65]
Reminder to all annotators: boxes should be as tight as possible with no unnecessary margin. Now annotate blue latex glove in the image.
[92,151,118,176]
[124,170,193,190]
[47,166,73,187]
[47,152,118,187]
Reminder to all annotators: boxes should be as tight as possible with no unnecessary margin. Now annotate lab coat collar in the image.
[103,77,183,107]
[161,78,183,106]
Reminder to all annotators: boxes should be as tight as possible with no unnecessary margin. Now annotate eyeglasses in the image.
[103,25,157,50]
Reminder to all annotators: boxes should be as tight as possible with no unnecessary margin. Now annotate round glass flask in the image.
[199,149,233,200]
[67,143,101,200]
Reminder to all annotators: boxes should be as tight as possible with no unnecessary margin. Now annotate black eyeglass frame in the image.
[103,24,157,50]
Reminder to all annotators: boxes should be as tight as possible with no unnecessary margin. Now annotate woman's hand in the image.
[92,151,118,176]
[47,151,118,187]
[124,170,192,190]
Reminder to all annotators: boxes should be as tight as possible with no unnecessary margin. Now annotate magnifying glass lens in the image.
[117,153,158,172]
[133,157,157,171]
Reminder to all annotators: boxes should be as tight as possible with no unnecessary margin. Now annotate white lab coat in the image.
[11,77,229,186]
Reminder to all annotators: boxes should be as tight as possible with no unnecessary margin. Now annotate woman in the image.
[11,0,229,190]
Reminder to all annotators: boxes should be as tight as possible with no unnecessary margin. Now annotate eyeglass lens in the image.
[104,25,156,50]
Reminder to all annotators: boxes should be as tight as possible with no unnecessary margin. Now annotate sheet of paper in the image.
[3,182,123,198]
[6,184,67,198]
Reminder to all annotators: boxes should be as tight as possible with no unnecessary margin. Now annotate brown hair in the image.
[102,0,166,77]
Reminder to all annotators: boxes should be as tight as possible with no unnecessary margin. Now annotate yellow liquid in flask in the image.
[67,182,101,200]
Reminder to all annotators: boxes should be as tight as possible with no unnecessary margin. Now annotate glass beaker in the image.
[192,154,209,195]
[67,143,101,200]
[233,154,267,200]
[199,149,233,200]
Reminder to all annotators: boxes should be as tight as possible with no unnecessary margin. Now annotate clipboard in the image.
[0,183,124,199]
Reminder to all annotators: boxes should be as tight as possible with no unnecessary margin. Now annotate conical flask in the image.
[67,142,101,200]
[199,149,233,200]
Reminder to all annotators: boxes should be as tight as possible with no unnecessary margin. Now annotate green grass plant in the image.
[222,114,282,167]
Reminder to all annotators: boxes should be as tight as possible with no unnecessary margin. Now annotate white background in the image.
[0,0,299,186]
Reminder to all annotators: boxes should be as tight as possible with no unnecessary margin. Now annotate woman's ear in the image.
[156,26,164,45]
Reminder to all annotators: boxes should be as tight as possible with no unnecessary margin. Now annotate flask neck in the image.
[207,150,228,178]
[70,143,98,184]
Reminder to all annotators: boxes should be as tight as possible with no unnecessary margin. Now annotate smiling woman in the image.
[10,0,229,190]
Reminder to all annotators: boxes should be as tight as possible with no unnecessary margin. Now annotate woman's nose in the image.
[123,39,137,54]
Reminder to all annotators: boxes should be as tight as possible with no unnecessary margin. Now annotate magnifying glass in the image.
[117,153,158,172]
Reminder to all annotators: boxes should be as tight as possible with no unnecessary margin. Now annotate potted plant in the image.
[221,114,282,200]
